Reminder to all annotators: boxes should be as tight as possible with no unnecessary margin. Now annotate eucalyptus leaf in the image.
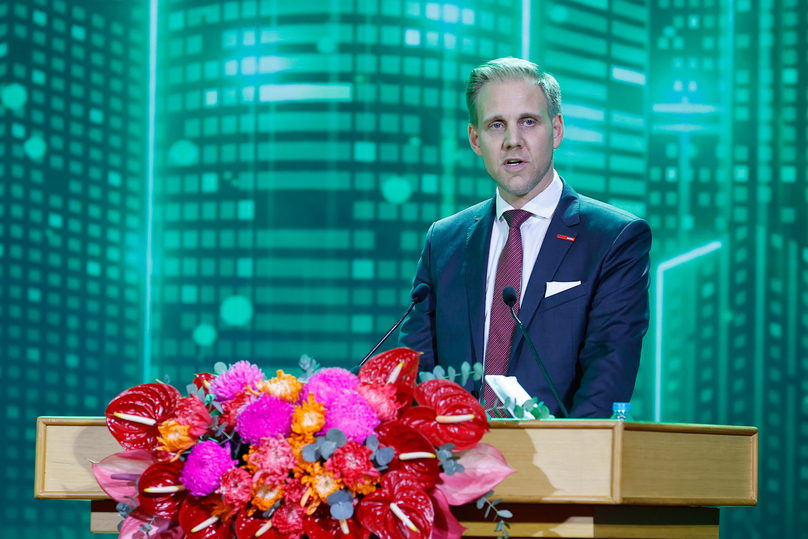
[320,440,337,460]
[326,428,347,446]
[455,463,465,473]
[484,490,495,498]
[419,372,436,382]
[495,521,504,532]
[460,362,472,385]
[492,498,502,506]
[476,496,486,510]
[514,405,523,417]
[497,510,513,519]
[472,362,484,381]
[503,528,510,539]
[485,505,491,518]
[327,490,354,505]
[523,400,535,412]
[301,444,319,462]
[447,365,457,382]
[433,365,446,379]
[374,446,395,466]
[365,435,379,452]
[330,502,354,520]
[214,362,228,375]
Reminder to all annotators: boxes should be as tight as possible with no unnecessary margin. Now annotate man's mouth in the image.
[504,159,524,168]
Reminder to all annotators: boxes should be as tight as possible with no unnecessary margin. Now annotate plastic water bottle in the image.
[610,402,634,421]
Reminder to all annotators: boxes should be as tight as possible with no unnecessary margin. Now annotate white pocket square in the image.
[545,281,581,298]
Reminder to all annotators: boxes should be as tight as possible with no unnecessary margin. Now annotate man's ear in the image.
[552,114,564,149]
[468,123,483,157]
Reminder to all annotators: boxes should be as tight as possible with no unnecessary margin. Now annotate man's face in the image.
[468,79,564,209]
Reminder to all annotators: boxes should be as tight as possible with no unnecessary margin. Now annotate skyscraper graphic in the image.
[149,0,522,382]
[1,0,148,536]
[528,0,652,414]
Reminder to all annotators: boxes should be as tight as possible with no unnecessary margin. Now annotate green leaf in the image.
[491,498,502,506]
[433,365,446,379]
[460,362,472,385]
[419,372,436,382]
[476,496,486,510]
[485,505,492,518]
[214,362,228,375]
[523,400,535,411]
[447,365,457,382]
[503,528,510,539]
[497,510,513,518]
[514,405,523,417]
[472,362,484,381]
[495,521,504,532]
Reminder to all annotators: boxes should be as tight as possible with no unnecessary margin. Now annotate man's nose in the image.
[503,126,522,148]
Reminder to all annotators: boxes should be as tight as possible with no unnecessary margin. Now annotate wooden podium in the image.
[35,418,757,538]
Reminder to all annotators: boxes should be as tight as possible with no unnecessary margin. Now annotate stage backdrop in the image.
[2,0,803,537]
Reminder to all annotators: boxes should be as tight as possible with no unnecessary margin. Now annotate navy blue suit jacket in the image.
[398,179,651,418]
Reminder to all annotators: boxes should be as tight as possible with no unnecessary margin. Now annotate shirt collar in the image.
[495,169,562,221]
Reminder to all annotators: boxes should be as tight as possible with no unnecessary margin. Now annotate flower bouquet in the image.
[93,348,516,539]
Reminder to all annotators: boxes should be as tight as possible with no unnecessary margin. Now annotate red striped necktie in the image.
[483,209,531,416]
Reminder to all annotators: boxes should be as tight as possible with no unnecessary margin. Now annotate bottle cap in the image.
[612,402,631,411]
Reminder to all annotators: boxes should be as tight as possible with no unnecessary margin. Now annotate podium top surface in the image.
[35,416,757,506]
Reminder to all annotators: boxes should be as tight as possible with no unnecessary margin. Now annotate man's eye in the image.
[491,122,504,129]
[523,119,535,126]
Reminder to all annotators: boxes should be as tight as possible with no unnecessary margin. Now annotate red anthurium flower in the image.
[358,348,420,415]
[303,507,370,539]
[193,373,217,395]
[376,423,439,490]
[234,507,279,539]
[178,495,235,539]
[400,379,488,451]
[356,471,434,539]
[137,460,187,519]
[106,383,181,454]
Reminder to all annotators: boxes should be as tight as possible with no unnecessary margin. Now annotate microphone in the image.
[358,283,431,367]
[502,286,569,418]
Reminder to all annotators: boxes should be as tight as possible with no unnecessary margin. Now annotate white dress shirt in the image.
[482,171,563,360]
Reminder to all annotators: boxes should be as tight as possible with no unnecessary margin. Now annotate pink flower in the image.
[245,435,297,486]
[356,382,399,422]
[324,440,380,487]
[300,368,359,408]
[209,361,264,402]
[220,390,254,428]
[173,396,212,437]
[272,500,307,536]
[322,391,380,443]
[217,467,253,508]
[236,394,293,444]
[179,440,236,497]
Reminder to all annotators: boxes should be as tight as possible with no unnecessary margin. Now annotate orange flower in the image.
[209,496,237,522]
[348,476,380,497]
[253,370,303,403]
[251,480,284,513]
[291,394,326,437]
[298,462,343,515]
[156,420,196,455]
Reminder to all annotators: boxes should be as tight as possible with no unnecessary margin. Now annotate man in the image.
[398,58,651,418]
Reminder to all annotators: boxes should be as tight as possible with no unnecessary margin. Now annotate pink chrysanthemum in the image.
[356,382,399,422]
[272,500,307,536]
[217,467,253,508]
[179,440,236,497]
[209,361,265,402]
[236,394,293,444]
[299,368,359,408]
[324,440,380,487]
[245,435,296,486]
[322,391,380,443]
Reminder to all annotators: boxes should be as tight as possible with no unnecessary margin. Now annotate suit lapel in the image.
[465,199,496,364]
[511,180,581,356]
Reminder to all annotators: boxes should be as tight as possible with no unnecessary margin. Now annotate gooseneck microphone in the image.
[502,286,569,418]
[358,283,431,367]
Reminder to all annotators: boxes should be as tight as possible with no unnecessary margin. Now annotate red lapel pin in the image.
[557,234,575,242]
